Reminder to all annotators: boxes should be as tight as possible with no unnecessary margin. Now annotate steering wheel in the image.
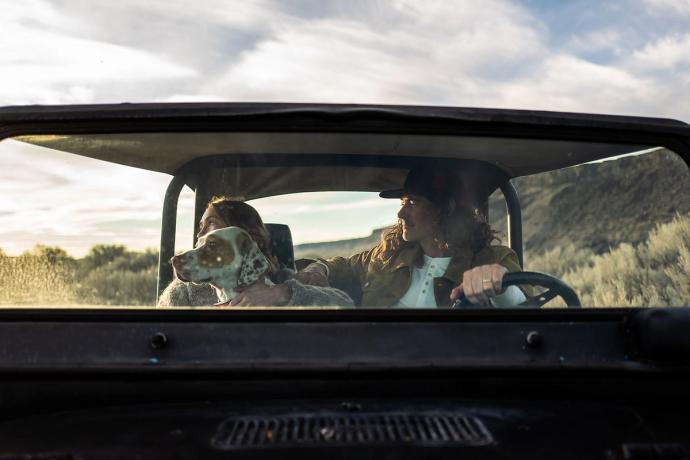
[452,271,581,308]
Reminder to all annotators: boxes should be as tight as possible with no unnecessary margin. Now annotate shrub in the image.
[110,249,159,273]
[81,244,128,272]
[529,213,690,307]
[0,244,158,306]
[525,243,593,279]
[77,266,158,306]
[0,252,78,305]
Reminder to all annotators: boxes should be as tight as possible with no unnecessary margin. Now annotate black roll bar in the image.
[498,180,523,268]
[157,173,189,298]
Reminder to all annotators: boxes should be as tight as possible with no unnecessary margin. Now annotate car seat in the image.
[266,223,296,270]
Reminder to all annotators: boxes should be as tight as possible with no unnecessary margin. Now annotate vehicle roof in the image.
[2,102,688,179]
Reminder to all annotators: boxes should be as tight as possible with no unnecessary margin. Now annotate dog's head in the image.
[171,226,271,290]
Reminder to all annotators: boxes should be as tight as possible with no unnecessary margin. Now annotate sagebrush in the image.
[1,213,688,307]
[0,245,158,306]
[527,212,690,307]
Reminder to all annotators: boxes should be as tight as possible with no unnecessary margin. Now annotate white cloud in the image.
[2,0,690,255]
[492,54,654,113]
[188,0,547,104]
[208,20,421,103]
[68,0,288,35]
[0,140,175,255]
[0,0,197,105]
[627,33,690,72]
[566,29,625,56]
[643,0,690,16]
[5,0,687,117]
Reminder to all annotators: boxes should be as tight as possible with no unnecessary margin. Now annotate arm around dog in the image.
[295,249,374,302]
[284,279,354,307]
[230,277,354,307]
[157,278,218,307]
[325,249,374,288]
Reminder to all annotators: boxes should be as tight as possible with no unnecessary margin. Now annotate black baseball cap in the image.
[379,166,460,204]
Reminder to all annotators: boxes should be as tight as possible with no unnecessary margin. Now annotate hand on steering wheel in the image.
[452,271,581,308]
[450,264,508,305]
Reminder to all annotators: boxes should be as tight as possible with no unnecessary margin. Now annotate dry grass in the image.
[76,266,157,306]
[0,246,158,307]
[1,213,688,308]
[527,212,690,307]
[0,254,78,305]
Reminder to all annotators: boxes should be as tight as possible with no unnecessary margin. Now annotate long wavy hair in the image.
[206,196,278,270]
[371,198,499,268]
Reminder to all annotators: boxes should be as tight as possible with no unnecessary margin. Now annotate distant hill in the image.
[295,149,690,260]
[489,148,690,255]
[295,228,385,259]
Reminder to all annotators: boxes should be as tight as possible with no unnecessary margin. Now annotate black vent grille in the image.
[212,412,493,449]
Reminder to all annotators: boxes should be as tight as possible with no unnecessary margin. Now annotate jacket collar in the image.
[442,247,475,284]
[389,243,475,283]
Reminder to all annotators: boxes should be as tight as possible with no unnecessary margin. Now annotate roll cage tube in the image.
[499,179,524,268]
[157,172,190,298]
[193,168,211,249]
[156,174,526,299]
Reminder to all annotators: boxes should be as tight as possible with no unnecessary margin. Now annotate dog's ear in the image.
[236,232,271,288]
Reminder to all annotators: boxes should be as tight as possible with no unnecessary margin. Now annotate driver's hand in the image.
[450,264,508,305]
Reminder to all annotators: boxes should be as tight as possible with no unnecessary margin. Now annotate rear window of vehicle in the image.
[0,133,688,309]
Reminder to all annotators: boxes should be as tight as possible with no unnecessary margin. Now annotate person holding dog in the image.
[158,197,353,307]
[296,165,528,308]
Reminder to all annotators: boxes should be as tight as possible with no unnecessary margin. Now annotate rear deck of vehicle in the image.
[0,103,689,458]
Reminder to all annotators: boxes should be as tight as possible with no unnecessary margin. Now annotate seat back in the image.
[266,223,296,270]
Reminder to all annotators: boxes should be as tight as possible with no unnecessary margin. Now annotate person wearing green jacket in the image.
[296,165,527,308]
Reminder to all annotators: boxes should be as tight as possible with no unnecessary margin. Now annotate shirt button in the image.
[422,290,426,294]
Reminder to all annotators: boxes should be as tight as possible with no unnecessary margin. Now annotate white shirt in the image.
[394,254,527,308]
[395,255,451,308]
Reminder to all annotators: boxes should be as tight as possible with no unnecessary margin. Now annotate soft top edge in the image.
[0,102,688,130]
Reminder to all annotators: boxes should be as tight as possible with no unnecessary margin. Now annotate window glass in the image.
[1,133,687,309]
[0,138,191,306]
[249,192,398,260]
[490,148,690,307]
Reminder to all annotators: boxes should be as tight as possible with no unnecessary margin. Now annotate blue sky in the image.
[1,0,689,255]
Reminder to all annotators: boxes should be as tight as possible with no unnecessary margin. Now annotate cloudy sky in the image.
[1,0,690,255]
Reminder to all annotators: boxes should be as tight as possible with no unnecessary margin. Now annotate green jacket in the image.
[325,244,524,308]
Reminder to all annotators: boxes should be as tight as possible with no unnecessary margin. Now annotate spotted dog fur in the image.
[171,226,272,303]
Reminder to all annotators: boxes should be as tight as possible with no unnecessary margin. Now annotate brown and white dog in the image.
[170,226,272,304]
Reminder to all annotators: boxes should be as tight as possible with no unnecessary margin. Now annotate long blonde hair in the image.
[372,201,499,268]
